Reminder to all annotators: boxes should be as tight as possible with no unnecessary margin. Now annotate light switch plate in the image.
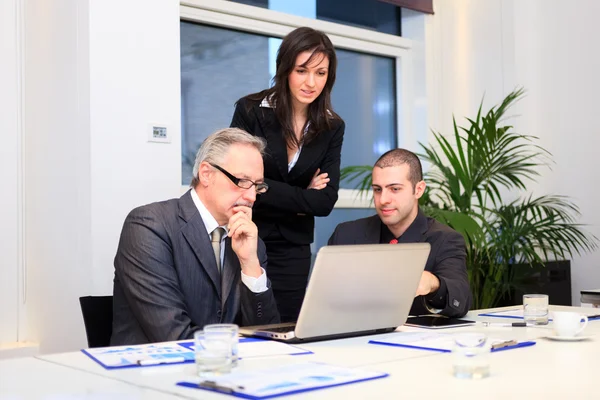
[148,124,171,143]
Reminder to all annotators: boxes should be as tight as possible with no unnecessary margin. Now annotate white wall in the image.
[426,0,511,135]
[7,0,181,353]
[427,0,600,304]
[22,0,93,353]
[512,0,600,303]
[88,0,182,294]
[0,0,21,344]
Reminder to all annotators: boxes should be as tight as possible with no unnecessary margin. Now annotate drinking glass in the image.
[523,294,549,325]
[203,323,239,367]
[194,330,233,377]
[452,332,490,379]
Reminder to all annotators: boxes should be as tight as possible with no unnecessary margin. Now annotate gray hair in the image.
[190,127,266,188]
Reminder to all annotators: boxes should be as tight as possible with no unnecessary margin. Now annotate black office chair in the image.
[79,295,113,348]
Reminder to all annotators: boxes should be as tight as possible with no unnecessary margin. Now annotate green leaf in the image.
[341,88,598,309]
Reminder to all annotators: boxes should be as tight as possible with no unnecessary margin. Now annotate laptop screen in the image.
[292,243,431,339]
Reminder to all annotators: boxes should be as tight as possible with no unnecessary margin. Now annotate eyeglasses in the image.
[209,163,269,194]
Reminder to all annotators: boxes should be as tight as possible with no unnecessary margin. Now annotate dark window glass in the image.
[180,23,270,185]
[226,0,401,36]
[333,48,397,188]
[313,208,377,259]
[317,0,401,36]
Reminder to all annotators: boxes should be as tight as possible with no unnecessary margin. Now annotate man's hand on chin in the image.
[228,205,262,278]
[415,271,440,297]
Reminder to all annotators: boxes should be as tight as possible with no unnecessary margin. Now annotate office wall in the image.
[428,0,600,303]
[511,0,600,303]
[87,0,181,293]
[16,0,181,353]
[22,0,93,352]
[0,0,20,344]
[425,0,512,136]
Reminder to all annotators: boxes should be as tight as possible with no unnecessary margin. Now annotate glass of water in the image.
[203,324,239,367]
[194,330,232,377]
[452,332,490,379]
[523,294,549,325]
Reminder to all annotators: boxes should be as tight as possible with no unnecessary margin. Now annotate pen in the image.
[481,321,553,329]
[198,380,245,394]
[136,356,186,366]
[480,321,528,328]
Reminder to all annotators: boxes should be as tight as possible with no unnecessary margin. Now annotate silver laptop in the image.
[239,243,431,343]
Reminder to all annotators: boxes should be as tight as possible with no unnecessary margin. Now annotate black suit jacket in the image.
[230,97,345,245]
[110,191,280,346]
[328,209,471,317]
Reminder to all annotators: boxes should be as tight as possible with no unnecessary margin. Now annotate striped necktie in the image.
[211,227,225,273]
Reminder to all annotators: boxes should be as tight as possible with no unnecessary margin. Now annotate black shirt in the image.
[380,223,448,310]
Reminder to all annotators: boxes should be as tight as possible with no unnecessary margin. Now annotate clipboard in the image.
[368,332,536,353]
[177,337,313,357]
[82,342,195,370]
[82,337,312,370]
[176,362,388,399]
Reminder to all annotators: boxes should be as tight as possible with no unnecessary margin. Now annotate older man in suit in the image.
[111,128,280,345]
[328,149,471,318]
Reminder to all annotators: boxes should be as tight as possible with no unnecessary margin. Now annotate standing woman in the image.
[230,27,345,322]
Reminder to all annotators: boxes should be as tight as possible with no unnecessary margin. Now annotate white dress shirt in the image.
[190,189,268,293]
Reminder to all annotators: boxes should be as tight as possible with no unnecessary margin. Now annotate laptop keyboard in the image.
[264,325,296,333]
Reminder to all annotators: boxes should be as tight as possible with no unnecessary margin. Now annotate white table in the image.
[0,356,176,399]
[304,305,600,399]
[2,306,598,399]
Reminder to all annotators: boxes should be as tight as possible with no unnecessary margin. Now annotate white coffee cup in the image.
[552,311,588,337]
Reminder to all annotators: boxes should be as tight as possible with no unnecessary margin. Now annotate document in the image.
[369,332,535,353]
[177,362,388,398]
[177,337,312,358]
[83,342,195,369]
[83,338,311,370]
[239,339,311,358]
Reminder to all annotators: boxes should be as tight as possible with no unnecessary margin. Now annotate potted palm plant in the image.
[341,88,597,309]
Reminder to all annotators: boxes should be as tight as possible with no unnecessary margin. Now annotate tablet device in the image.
[405,316,475,329]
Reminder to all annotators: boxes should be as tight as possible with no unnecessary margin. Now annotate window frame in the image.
[180,0,416,208]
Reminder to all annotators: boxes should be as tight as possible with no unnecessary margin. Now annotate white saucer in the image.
[545,334,592,342]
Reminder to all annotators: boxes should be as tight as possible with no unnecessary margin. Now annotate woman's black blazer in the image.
[230,97,345,245]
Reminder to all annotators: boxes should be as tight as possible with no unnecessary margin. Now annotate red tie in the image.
[389,239,398,244]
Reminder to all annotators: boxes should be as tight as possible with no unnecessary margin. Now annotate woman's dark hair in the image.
[244,27,341,148]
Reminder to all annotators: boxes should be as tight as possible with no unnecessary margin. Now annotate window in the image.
[180,0,412,254]
[226,0,401,36]
[180,23,271,185]
[180,23,397,188]
[332,48,397,188]
[313,208,377,253]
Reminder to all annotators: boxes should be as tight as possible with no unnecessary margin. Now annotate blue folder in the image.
[81,343,195,370]
[369,338,536,353]
[176,363,388,400]
[479,311,600,321]
[478,312,527,320]
[82,337,311,370]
